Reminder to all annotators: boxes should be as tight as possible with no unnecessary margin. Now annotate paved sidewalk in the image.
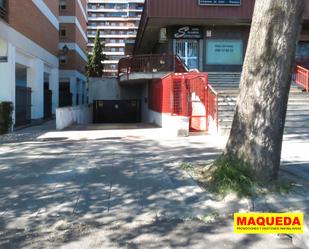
[0,121,307,248]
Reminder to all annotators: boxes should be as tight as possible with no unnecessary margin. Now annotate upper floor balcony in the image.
[0,0,8,21]
[88,7,143,13]
[88,25,138,30]
[88,16,141,21]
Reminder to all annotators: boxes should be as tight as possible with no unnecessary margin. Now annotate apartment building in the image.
[87,0,144,77]
[0,0,88,127]
[59,0,88,106]
[0,0,59,126]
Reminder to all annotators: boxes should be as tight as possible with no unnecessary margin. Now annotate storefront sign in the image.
[199,0,241,6]
[174,26,202,39]
[206,39,243,65]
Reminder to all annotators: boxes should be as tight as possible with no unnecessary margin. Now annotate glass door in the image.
[175,40,199,70]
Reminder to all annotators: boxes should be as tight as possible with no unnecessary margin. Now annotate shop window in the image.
[206,39,243,65]
[296,42,309,61]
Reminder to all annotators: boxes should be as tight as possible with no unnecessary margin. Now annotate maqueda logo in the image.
[234,213,304,234]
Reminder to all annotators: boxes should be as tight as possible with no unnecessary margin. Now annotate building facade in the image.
[0,0,88,127]
[134,0,309,72]
[0,0,59,126]
[87,0,144,77]
[59,0,88,106]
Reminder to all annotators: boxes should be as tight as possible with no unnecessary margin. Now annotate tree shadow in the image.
[0,125,301,248]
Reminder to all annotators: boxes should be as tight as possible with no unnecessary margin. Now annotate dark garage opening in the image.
[93,99,141,123]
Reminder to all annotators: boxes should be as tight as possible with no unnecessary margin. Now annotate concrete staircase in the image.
[208,72,241,92]
[208,72,309,135]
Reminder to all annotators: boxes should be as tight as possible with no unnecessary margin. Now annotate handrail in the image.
[175,55,189,72]
[208,84,218,96]
[294,65,309,92]
[207,83,219,132]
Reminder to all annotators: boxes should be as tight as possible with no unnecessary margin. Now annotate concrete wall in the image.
[56,104,92,130]
[89,77,121,102]
[88,77,142,103]
[148,110,190,137]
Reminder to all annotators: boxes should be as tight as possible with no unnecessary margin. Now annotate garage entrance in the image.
[93,99,141,123]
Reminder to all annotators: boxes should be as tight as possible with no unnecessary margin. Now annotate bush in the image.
[0,102,14,135]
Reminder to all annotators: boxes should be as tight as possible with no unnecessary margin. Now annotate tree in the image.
[86,29,106,77]
[224,0,305,182]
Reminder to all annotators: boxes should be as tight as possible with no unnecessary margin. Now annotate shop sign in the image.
[174,26,202,39]
[199,0,241,6]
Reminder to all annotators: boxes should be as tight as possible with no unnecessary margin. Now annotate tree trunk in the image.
[225,0,305,182]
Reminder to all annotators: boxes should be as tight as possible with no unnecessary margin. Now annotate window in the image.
[296,42,309,60]
[206,39,243,65]
[59,55,67,64]
[175,40,199,69]
[59,0,66,10]
[59,28,66,37]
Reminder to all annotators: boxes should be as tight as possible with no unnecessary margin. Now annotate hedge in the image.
[0,102,13,135]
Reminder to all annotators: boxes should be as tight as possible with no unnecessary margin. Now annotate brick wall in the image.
[8,0,59,56]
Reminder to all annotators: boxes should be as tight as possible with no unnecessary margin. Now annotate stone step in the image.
[218,126,309,136]
[219,112,309,120]
[217,101,309,107]
[213,81,309,135]
[219,117,309,124]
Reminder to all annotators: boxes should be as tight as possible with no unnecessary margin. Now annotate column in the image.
[81,80,86,104]
[50,68,59,114]
[70,76,77,106]
[28,58,44,120]
[78,79,83,105]
[0,43,16,124]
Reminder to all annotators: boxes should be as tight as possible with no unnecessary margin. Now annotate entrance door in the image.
[175,40,199,70]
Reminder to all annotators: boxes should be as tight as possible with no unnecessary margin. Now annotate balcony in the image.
[118,54,188,83]
[0,0,8,21]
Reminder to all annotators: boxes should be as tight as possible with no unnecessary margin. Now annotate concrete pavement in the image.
[0,121,308,248]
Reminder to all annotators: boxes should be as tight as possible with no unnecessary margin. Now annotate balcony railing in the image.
[118,54,188,78]
[0,0,7,20]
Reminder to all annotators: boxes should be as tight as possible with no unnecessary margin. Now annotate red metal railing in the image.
[148,72,219,132]
[118,54,188,78]
[294,65,309,92]
[207,84,219,132]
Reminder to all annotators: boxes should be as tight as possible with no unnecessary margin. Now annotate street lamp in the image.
[58,44,69,56]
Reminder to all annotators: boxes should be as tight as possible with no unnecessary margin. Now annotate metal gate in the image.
[171,73,208,132]
[187,76,208,131]
[175,40,199,70]
[15,86,31,127]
